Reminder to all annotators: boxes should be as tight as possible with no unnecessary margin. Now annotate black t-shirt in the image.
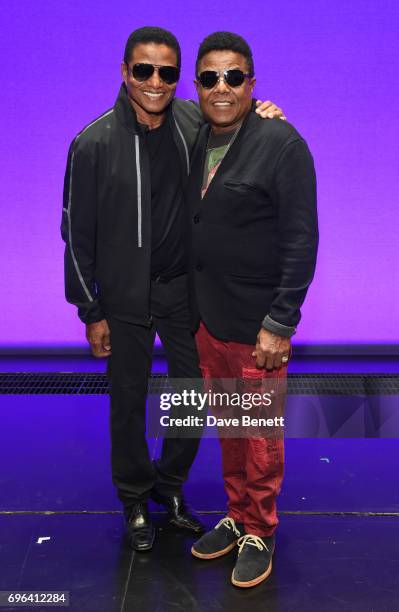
[143,120,186,279]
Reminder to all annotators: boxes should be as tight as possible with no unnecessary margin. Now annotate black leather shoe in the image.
[151,491,204,533]
[124,503,155,552]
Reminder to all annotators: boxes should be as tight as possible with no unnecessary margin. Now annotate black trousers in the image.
[106,274,202,509]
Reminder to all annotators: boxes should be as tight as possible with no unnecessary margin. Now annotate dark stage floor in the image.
[1,513,398,612]
[0,353,398,611]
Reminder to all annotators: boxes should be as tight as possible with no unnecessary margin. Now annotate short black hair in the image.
[196,31,254,77]
[124,26,181,70]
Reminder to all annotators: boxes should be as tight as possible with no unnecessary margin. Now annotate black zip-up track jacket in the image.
[61,84,203,325]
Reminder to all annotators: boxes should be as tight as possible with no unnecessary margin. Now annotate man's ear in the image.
[121,62,128,84]
[194,79,200,95]
[249,77,256,93]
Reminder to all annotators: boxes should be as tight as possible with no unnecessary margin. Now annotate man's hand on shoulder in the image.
[255,100,286,120]
[86,319,111,358]
[252,327,291,370]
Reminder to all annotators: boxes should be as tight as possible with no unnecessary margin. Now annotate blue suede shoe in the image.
[191,517,245,559]
[231,534,275,587]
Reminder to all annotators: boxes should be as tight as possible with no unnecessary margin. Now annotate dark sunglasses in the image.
[130,63,180,85]
[197,69,251,89]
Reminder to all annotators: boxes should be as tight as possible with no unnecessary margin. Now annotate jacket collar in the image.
[113,82,175,134]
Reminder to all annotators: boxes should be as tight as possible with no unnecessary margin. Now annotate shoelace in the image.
[237,534,269,554]
[214,516,241,537]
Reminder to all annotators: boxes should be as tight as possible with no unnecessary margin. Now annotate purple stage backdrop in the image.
[0,1,398,349]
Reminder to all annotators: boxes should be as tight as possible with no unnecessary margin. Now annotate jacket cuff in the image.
[262,315,296,338]
[78,302,105,325]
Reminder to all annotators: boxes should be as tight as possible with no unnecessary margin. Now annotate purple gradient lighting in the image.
[0,1,398,349]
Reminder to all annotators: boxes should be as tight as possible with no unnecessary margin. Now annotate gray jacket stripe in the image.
[78,109,114,137]
[66,109,114,302]
[135,135,142,248]
[67,151,94,302]
[173,112,190,175]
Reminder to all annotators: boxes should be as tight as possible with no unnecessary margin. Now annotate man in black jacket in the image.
[61,26,284,552]
[189,32,318,587]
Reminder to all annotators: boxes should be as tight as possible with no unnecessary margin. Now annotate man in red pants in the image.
[187,32,318,587]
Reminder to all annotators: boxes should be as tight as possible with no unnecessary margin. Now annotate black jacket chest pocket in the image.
[220,180,275,224]
[224,180,259,194]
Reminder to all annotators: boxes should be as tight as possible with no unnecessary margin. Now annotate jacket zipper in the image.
[134,134,142,248]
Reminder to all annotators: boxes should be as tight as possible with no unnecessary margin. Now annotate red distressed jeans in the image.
[195,322,286,537]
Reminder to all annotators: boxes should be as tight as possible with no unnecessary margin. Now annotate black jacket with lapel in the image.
[187,108,318,344]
